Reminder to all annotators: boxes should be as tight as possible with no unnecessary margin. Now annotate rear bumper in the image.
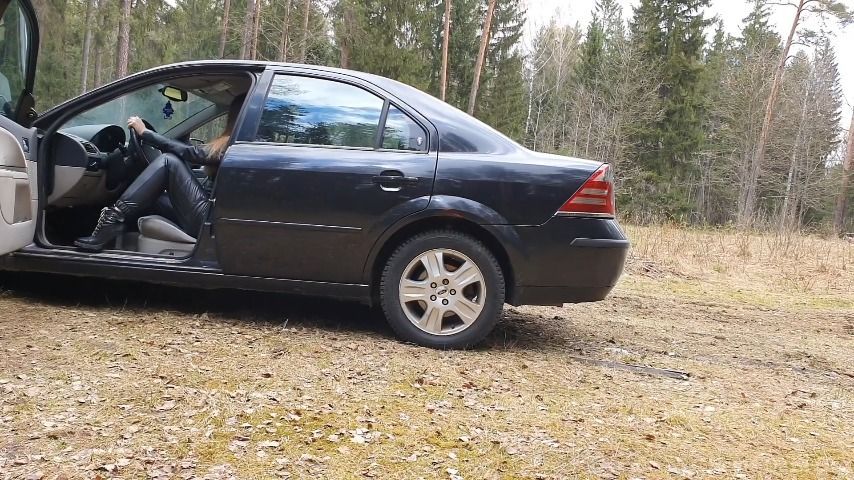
[496,217,629,306]
[511,285,618,305]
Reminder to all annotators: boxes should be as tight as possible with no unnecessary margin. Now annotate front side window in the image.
[382,106,427,152]
[0,0,32,119]
[256,75,384,148]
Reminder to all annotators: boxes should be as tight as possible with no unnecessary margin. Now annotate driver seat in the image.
[136,215,196,256]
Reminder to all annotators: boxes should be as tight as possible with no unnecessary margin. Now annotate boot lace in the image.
[92,206,123,235]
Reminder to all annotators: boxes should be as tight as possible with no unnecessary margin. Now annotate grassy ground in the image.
[0,225,852,480]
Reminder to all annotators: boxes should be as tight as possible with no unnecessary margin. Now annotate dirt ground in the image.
[1,225,852,479]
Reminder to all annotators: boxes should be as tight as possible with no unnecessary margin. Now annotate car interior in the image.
[41,73,253,258]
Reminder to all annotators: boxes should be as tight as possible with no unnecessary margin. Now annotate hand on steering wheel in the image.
[126,116,155,165]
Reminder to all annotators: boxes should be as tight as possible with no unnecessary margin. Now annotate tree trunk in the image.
[339,0,354,69]
[80,0,95,94]
[251,0,262,60]
[300,0,311,63]
[439,0,451,101]
[466,0,496,115]
[834,112,854,235]
[94,45,102,88]
[739,0,805,227]
[219,0,231,58]
[278,0,291,62]
[94,0,109,88]
[239,0,256,59]
[114,0,131,80]
[780,90,810,232]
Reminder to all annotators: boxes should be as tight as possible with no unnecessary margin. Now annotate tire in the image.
[379,230,505,349]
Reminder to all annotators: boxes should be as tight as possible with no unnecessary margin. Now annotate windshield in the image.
[63,83,218,134]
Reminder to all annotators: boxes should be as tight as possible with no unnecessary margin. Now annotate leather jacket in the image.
[140,131,221,166]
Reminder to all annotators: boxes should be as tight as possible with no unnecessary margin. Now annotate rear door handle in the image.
[372,170,420,191]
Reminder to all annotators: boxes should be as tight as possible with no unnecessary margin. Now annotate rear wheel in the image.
[380,230,505,349]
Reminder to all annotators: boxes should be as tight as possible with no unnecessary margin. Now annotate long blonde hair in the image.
[207,94,246,161]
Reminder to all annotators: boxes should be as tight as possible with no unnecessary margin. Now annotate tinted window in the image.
[382,106,427,152]
[257,75,383,148]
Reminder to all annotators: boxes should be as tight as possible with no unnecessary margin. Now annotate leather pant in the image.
[118,153,210,236]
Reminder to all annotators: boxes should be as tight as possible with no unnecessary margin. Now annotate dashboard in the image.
[48,124,127,206]
[56,124,126,167]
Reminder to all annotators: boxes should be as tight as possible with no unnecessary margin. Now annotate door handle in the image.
[372,170,420,190]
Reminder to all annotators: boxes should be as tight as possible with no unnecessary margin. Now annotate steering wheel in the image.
[127,118,157,164]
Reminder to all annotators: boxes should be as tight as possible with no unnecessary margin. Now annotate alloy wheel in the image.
[398,248,486,336]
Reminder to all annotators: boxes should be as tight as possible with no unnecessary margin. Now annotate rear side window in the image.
[256,75,383,148]
[382,106,427,152]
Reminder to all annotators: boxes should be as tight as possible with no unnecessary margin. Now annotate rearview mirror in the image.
[159,86,188,102]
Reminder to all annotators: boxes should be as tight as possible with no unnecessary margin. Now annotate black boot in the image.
[74,200,132,252]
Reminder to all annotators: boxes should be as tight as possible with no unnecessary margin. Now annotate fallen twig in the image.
[569,355,691,380]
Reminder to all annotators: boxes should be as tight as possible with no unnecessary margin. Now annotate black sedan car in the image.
[0,0,627,348]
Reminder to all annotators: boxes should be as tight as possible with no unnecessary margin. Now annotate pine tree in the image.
[115,0,131,78]
[219,0,231,58]
[835,113,854,234]
[740,0,777,51]
[629,0,711,216]
[439,0,451,101]
[477,0,526,139]
[80,0,95,93]
[783,40,841,227]
[279,0,292,62]
[740,0,851,227]
[467,0,497,115]
[575,3,606,88]
[444,0,480,109]
[694,20,728,222]
[300,0,311,62]
[330,0,434,90]
[240,0,256,59]
[20,0,850,231]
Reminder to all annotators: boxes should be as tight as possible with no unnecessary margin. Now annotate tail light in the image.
[556,163,615,218]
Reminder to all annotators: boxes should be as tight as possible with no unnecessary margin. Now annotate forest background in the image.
[29,0,854,234]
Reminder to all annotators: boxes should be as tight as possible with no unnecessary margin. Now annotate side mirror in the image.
[159,86,188,102]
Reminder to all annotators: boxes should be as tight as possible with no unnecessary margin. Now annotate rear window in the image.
[382,106,427,152]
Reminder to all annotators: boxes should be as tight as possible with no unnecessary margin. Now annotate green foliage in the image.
[18,0,852,230]
[341,0,436,91]
[576,13,605,88]
[740,0,779,51]
[30,0,335,110]
[631,0,711,179]
[478,54,526,140]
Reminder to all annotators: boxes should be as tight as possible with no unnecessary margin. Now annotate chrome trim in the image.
[554,212,615,219]
[218,217,362,232]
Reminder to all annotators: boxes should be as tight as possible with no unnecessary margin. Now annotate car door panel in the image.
[0,0,39,255]
[0,117,38,254]
[214,143,435,284]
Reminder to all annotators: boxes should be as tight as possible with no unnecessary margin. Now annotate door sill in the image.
[20,244,200,267]
[3,247,371,303]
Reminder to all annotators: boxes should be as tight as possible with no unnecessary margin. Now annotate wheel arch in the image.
[367,214,517,306]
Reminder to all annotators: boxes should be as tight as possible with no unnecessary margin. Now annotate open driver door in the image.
[0,0,39,255]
